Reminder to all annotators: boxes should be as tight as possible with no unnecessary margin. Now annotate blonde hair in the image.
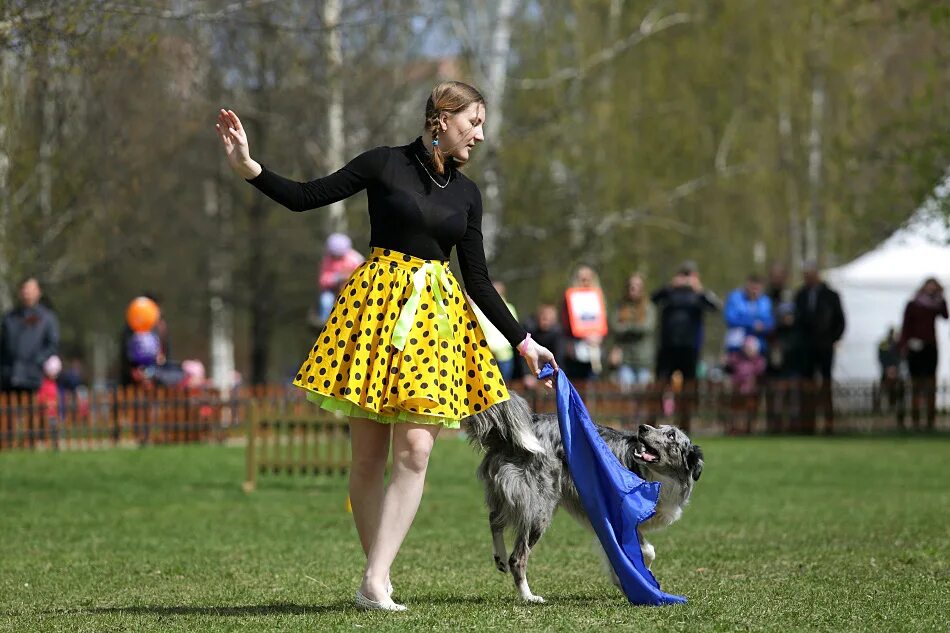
[570,264,601,289]
[621,272,647,323]
[425,81,485,175]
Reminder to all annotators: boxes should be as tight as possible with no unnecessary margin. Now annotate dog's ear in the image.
[686,444,704,481]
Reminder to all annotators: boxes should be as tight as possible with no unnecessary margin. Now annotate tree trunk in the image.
[38,47,60,222]
[323,0,346,233]
[805,7,825,266]
[248,18,276,385]
[478,0,518,259]
[0,46,14,311]
[204,177,235,396]
[778,89,803,277]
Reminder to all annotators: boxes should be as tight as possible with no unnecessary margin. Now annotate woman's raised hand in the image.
[215,109,260,179]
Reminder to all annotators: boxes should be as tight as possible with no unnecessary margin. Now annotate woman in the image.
[900,277,947,430]
[609,273,656,390]
[561,265,607,381]
[215,81,557,612]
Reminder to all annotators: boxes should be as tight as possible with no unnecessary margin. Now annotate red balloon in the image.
[126,297,160,333]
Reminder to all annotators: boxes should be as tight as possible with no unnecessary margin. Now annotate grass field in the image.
[1,434,948,632]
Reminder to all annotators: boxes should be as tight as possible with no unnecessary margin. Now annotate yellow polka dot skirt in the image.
[293,247,511,429]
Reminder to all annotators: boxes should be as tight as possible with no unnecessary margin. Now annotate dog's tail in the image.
[462,391,545,455]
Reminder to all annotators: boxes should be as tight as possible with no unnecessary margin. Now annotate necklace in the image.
[414,153,451,189]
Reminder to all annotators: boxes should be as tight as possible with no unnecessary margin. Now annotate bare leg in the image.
[348,418,391,558]
[359,422,440,602]
[347,418,395,594]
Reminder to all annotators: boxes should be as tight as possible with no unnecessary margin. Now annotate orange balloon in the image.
[126,297,160,333]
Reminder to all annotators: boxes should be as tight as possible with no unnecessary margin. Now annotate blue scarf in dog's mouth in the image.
[539,364,687,606]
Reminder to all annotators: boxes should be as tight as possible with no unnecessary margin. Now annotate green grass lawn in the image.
[1,434,948,632]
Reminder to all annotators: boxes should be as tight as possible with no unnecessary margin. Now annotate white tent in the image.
[825,174,950,382]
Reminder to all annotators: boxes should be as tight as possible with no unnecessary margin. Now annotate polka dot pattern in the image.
[293,247,510,426]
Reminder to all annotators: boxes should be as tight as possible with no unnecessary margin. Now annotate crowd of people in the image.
[299,233,950,435]
[0,250,943,436]
[876,278,947,430]
[478,260,850,434]
[0,280,219,434]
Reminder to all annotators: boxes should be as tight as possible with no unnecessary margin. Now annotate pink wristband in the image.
[518,333,532,356]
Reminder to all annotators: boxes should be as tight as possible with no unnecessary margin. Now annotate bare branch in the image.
[512,9,696,90]
[96,0,284,22]
[89,1,438,34]
[715,110,742,173]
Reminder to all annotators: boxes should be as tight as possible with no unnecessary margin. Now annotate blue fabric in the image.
[538,365,687,606]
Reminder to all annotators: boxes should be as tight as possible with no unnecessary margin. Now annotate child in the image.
[314,233,365,326]
[37,355,61,446]
[727,336,766,434]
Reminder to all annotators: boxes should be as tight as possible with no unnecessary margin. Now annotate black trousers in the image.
[655,346,698,381]
[907,344,938,429]
[799,346,834,433]
[654,346,699,432]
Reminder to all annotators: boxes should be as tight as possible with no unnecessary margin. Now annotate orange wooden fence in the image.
[1,379,943,455]
[242,399,350,492]
[0,384,302,451]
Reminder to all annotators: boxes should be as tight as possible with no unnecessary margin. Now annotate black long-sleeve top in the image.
[248,137,527,347]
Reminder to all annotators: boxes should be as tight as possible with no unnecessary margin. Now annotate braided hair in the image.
[424,81,485,175]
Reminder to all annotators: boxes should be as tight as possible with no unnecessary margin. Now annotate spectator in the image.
[765,263,791,431]
[609,272,656,390]
[765,262,790,306]
[724,274,774,353]
[793,261,846,434]
[58,357,86,393]
[726,336,767,434]
[181,359,208,389]
[0,277,60,394]
[651,261,721,431]
[765,301,803,433]
[37,354,62,445]
[314,233,365,326]
[517,303,563,390]
[877,326,905,426]
[469,281,519,382]
[561,265,608,381]
[899,278,947,431]
[119,293,170,387]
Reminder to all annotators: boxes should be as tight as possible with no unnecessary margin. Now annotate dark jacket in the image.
[0,304,60,390]
[899,293,947,350]
[793,282,846,349]
[651,285,721,350]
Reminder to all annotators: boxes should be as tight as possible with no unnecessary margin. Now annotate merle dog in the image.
[463,393,703,602]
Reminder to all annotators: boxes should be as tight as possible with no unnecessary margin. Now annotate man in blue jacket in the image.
[724,274,774,354]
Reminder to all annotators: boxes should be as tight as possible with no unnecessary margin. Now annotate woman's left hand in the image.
[521,339,558,389]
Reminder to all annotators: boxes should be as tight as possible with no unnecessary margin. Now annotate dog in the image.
[462,392,703,603]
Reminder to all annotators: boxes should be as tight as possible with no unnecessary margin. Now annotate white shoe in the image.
[355,590,407,612]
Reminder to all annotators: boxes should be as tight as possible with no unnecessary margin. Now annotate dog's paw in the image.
[521,594,546,604]
[494,556,509,573]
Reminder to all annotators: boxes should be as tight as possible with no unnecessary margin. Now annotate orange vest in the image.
[564,287,608,338]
